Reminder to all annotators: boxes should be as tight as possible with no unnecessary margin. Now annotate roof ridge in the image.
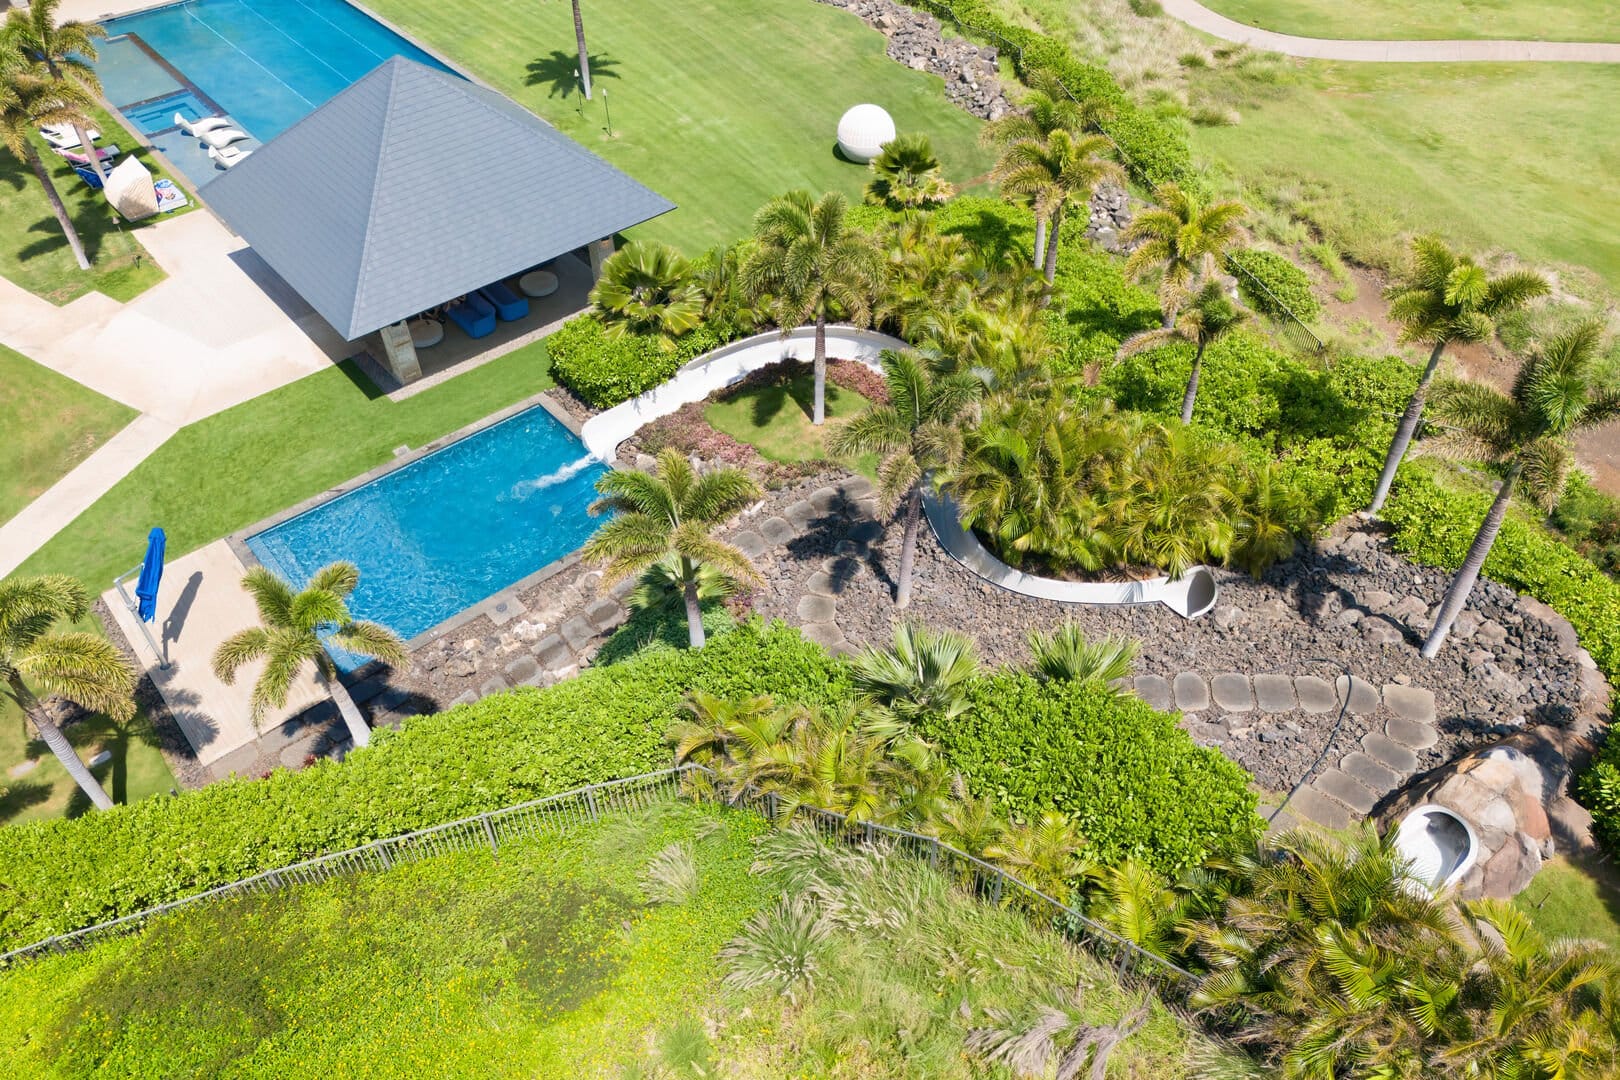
[350,59,406,333]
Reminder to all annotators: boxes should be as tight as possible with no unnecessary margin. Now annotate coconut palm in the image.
[1366,236,1550,514]
[1122,183,1247,327]
[0,575,134,812]
[865,132,954,213]
[849,621,980,724]
[827,348,979,607]
[743,190,884,425]
[0,50,95,270]
[213,562,404,750]
[980,75,1097,268]
[567,0,593,99]
[581,449,762,649]
[589,240,704,342]
[1419,321,1620,656]
[1026,622,1137,686]
[3,0,107,183]
[993,128,1122,285]
[1115,279,1248,423]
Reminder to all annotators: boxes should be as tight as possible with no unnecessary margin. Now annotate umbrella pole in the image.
[113,566,170,670]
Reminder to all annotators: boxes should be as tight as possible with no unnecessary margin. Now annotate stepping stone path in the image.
[1138,671,1440,831]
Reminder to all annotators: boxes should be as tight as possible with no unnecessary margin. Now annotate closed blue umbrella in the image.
[135,527,166,623]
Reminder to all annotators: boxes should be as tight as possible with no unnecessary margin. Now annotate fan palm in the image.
[993,128,1122,285]
[1026,622,1137,687]
[827,348,979,607]
[212,562,405,750]
[581,449,763,648]
[1082,858,1189,959]
[589,240,704,342]
[865,132,954,212]
[1366,236,1549,513]
[849,621,980,724]
[1419,321,1620,656]
[980,75,1098,268]
[0,49,94,270]
[1122,183,1247,327]
[0,575,135,811]
[1115,279,1249,423]
[743,190,884,424]
[3,0,107,183]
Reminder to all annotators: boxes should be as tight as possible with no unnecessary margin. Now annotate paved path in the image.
[1159,0,1620,62]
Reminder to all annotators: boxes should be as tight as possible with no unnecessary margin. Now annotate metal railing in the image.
[0,764,1194,993]
[900,0,1325,351]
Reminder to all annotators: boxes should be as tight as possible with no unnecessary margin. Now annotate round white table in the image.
[408,318,444,348]
[519,270,559,298]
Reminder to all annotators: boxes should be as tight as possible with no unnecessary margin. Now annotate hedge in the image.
[549,316,727,408]
[0,620,847,950]
[920,674,1262,874]
[1228,248,1321,324]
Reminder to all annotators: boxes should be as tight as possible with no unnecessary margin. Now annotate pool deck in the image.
[102,539,331,777]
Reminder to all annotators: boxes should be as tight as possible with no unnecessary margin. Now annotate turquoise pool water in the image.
[95,0,452,183]
[246,407,608,671]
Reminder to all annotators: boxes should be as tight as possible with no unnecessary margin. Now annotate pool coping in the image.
[226,389,599,681]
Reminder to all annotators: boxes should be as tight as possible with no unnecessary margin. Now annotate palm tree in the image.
[849,621,980,724]
[0,575,134,811]
[3,0,107,183]
[589,240,704,342]
[570,0,592,99]
[1366,236,1550,514]
[1115,279,1248,423]
[980,75,1096,269]
[1122,183,1247,328]
[743,190,884,425]
[827,348,979,607]
[1107,422,1242,578]
[1419,321,1620,656]
[0,50,94,270]
[581,449,763,648]
[993,128,1122,285]
[864,132,953,213]
[1026,623,1137,686]
[982,811,1090,905]
[213,562,404,750]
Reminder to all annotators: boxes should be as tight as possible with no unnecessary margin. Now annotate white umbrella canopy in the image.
[104,156,159,222]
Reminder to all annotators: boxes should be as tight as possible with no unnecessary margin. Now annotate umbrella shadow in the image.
[161,571,204,658]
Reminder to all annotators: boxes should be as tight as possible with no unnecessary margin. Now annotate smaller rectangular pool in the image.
[246,405,608,669]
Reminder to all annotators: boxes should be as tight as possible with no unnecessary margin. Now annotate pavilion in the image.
[204,56,675,383]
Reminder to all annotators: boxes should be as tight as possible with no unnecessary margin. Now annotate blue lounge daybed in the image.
[445,292,496,338]
[479,280,530,322]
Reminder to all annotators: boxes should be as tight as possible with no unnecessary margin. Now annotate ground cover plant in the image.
[362,0,993,253]
[0,344,133,526]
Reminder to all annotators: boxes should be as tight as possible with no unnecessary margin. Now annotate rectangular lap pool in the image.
[95,0,453,185]
[245,406,608,670]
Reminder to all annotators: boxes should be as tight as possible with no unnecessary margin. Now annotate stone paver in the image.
[1382,684,1436,723]
[1340,751,1400,793]
[848,519,884,544]
[478,675,509,699]
[505,656,540,686]
[535,633,570,669]
[797,595,836,622]
[1134,674,1172,712]
[1316,768,1379,814]
[783,499,818,529]
[759,516,796,546]
[584,598,623,628]
[1295,675,1337,714]
[1288,786,1354,831]
[449,691,477,708]
[560,615,596,652]
[808,486,843,513]
[1335,675,1381,715]
[732,530,767,558]
[805,570,839,596]
[1172,672,1209,712]
[800,622,846,650]
[839,476,873,499]
[1211,673,1254,712]
[1252,673,1296,712]
[1386,716,1440,750]
[1361,732,1419,774]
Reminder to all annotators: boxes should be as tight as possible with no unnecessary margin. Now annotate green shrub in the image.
[1551,472,1620,577]
[0,620,846,949]
[549,316,727,408]
[1227,248,1321,323]
[920,674,1262,874]
[1048,219,1162,370]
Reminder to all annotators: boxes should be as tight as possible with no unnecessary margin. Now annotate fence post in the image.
[929,836,940,870]
[374,840,393,870]
[481,814,499,854]
[585,786,599,821]
[991,875,1003,905]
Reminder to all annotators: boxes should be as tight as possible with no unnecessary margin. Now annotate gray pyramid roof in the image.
[205,57,675,340]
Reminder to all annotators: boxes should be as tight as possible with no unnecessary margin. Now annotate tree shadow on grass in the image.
[0,780,50,823]
[525,49,621,99]
[744,377,820,430]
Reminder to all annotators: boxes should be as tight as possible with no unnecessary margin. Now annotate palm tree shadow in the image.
[744,379,791,428]
[0,781,51,822]
[525,50,621,99]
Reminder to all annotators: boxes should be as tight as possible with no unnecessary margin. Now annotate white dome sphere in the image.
[837,104,896,164]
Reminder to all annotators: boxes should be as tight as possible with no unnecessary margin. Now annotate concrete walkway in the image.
[1159,0,1620,62]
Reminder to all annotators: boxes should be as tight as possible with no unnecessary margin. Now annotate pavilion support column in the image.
[378,322,423,384]
[588,237,615,282]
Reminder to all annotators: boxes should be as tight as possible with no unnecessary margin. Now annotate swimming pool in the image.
[95,0,453,184]
[245,405,608,670]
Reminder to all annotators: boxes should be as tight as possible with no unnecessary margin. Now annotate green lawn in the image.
[704,369,879,476]
[0,103,189,305]
[13,340,554,590]
[1515,855,1620,949]
[1199,0,1620,43]
[0,698,174,827]
[364,0,994,253]
[0,344,136,526]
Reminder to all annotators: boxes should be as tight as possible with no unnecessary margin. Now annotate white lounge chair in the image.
[38,123,101,150]
[208,144,253,169]
[198,126,250,149]
[173,113,234,137]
